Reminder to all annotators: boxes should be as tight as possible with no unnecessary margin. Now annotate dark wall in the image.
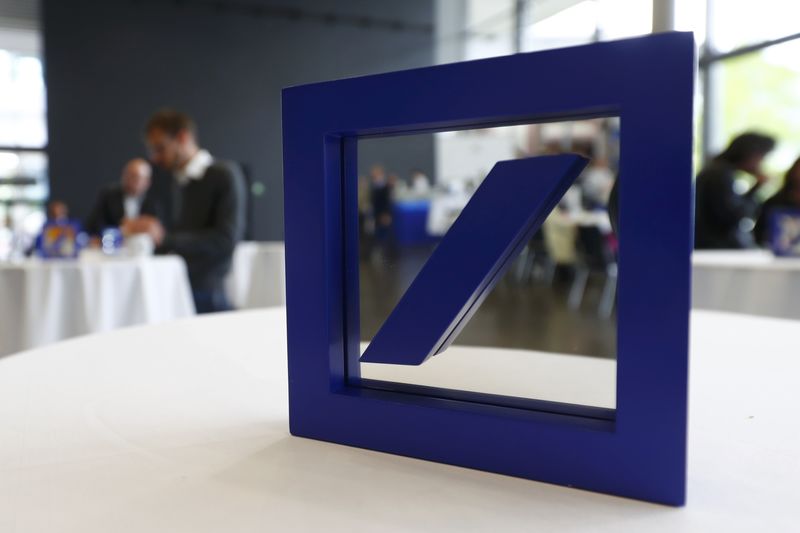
[42,0,435,240]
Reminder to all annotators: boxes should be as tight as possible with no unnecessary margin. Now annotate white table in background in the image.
[427,191,470,236]
[1,307,798,531]
[0,254,195,356]
[226,241,285,309]
[692,249,800,320]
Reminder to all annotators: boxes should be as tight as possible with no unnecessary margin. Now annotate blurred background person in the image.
[369,164,394,243]
[580,159,615,210]
[123,109,245,313]
[695,132,776,249]
[32,199,78,257]
[46,199,69,223]
[572,142,615,210]
[755,156,800,245]
[84,158,151,236]
[358,173,372,241]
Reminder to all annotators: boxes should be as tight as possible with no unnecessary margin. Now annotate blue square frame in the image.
[283,32,695,505]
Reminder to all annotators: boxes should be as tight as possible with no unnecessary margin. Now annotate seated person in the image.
[33,200,80,257]
[122,109,245,314]
[755,156,800,245]
[369,164,394,241]
[695,132,775,249]
[85,158,151,236]
[580,159,615,210]
[46,199,70,223]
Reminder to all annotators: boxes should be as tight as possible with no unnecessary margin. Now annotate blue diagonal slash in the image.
[360,153,588,366]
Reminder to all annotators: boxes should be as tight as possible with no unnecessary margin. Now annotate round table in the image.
[692,249,800,320]
[1,307,798,531]
[225,241,285,309]
[0,254,195,356]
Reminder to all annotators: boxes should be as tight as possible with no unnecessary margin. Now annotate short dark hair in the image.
[145,109,197,138]
[716,132,775,165]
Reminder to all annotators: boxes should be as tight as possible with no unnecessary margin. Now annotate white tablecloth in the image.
[1,307,798,531]
[692,250,800,320]
[0,255,195,356]
[226,241,285,309]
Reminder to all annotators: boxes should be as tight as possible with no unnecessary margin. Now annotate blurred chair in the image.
[542,211,578,265]
[515,230,555,284]
[568,225,617,318]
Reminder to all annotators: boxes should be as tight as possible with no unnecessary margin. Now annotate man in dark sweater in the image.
[123,110,245,313]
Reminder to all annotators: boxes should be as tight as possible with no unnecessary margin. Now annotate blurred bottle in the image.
[100,227,124,255]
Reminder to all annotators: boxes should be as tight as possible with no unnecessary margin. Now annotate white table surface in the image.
[1,307,798,531]
[692,250,800,320]
[0,254,195,356]
[226,241,285,309]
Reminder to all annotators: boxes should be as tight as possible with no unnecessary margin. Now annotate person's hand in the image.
[137,215,165,246]
[145,217,165,246]
[121,216,165,246]
[120,216,145,236]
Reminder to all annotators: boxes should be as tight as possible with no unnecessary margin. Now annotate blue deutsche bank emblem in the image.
[283,32,694,505]
[360,155,587,365]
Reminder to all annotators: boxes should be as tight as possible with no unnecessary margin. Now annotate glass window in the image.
[522,0,653,53]
[710,0,799,53]
[524,1,597,52]
[464,0,515,60]
[595,0,652,41]
[0,49,47,148]
[674,0,707,47]
[0,26,48,244]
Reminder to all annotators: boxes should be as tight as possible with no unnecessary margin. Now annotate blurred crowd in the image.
[358,144,616,244]
[19,109,247,314]
[695,132,800,250]
[6,122,798,322]
[359,130,800,255]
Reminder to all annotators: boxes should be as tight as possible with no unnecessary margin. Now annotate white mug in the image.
[125,234,155,257]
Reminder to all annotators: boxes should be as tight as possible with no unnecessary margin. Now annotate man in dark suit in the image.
[122,109,245,313]
[84,158,151,236]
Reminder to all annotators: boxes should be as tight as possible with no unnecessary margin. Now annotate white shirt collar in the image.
[123,195,141,219]
[175,149,213,185]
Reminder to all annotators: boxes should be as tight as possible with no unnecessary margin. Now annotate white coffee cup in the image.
[125,234,155,257]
